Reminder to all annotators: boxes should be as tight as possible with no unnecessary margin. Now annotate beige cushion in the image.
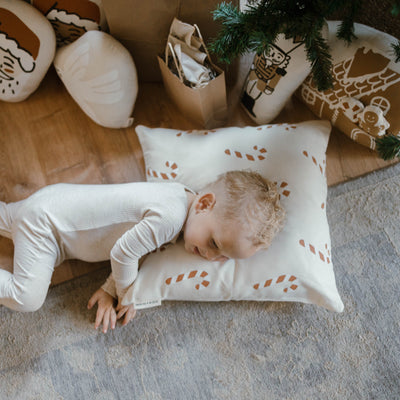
[124,121,344,312]
[54,31,138,128]
[0,0,56,102]
[242,34,313,124]
[31,0,108,46]
[298,21,399,150]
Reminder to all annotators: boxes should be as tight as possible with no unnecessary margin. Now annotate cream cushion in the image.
[125,121,344,312]
[0,0,56,102]
[31,0,108,46]
[298,21,400,150]
[54,31,138,128]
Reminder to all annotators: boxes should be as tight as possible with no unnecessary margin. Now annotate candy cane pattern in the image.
[275,181,291,199]
[147,161,178,180]
[299,239,331,264]
[253,274,298,293]
[176,129,216,137]
[284,125,298,131]
[165,270,210,290]
[257,124,297,131]
[302,150,326,176]
[224,145,267,161]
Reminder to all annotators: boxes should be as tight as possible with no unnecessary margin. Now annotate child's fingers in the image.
[110,308,117,330]
[87,289,102,309]
[116,301,123,312]
[116,305,129,320]
[94,308,104,330]
[87,293,98,309]
[122,308,137,326]
[102,309,110,333]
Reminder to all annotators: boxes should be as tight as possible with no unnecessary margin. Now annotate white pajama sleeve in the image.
[110,212,176,301]
[101,273,117,298]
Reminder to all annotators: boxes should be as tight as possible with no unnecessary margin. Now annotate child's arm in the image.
[87,288,117,334]
[111,213,179,302]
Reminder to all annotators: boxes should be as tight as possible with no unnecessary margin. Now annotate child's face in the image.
[183,193,260,262]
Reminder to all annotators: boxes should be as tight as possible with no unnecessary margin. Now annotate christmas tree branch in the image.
[209,2,249,63]
[391,41,400,62]
[304,23,334,90]
[210,0,400,92]
[336,0,362,42]
[392,0,400,15]
[375,135,400,160]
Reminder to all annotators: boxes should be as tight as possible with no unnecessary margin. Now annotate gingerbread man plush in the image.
[357,105,390,137]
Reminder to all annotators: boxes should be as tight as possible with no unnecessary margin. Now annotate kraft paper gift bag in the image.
[102,0,239,82]
[158,19,228,129]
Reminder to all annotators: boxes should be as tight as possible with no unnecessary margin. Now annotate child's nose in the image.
[203,249,216,260]
[206,250,227,262]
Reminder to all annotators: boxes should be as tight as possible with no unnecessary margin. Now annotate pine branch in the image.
[391,40,400,62]
[210,0,400,91]
[304,25,334,90]
[392,0,400,16]
[336,0,362,42]
[209,2,281,63]
[375,135,400,160]
[209,3,251,63]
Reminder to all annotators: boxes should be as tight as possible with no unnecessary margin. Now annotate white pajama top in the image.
[14,182,190,303]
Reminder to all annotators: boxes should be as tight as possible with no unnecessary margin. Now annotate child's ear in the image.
[195,193,216,212]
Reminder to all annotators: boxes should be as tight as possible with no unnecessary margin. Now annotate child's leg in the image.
[0,200,23,239]
[0,226,58,312]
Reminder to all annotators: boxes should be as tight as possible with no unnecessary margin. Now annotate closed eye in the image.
[210,239,218,249]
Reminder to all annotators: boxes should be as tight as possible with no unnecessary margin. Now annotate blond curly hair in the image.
[201,170,286,249]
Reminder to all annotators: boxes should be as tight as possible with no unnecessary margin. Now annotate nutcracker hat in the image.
[0,8,40,73]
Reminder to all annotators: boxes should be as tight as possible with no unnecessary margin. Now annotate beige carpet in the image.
[1,163,400,400]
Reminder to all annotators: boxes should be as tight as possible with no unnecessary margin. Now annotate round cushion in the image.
[31,0,108,47]
[0,0,56,102]
[54,30,138,128]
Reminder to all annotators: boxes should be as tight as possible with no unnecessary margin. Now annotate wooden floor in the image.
[0,67,397,286]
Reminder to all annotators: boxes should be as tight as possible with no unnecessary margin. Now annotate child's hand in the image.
[116,300,137,327]
[87,288,117,333]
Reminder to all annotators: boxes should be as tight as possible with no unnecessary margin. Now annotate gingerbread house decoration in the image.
[299,45,399,150]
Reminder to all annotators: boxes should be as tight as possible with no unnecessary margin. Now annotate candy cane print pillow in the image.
[126,121,344,312]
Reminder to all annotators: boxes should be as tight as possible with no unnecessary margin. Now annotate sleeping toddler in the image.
[0,170,285,332]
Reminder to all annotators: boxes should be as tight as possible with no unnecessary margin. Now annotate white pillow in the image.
[127,121,344,312]
[241,34,312,124]
[54,31,138,128]
[0,0,56,102]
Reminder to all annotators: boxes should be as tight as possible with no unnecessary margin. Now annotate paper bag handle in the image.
[165,42,184,82]
[193,24,221,73]
[193,24,211,61]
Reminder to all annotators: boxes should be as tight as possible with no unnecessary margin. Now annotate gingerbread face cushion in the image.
[31,0,108,47]
[0,0,56,102]
[54,31,138,128]
[121,121,344,313]
[298,21,399,150]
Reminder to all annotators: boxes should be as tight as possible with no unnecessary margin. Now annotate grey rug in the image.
[1,163,400,400]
